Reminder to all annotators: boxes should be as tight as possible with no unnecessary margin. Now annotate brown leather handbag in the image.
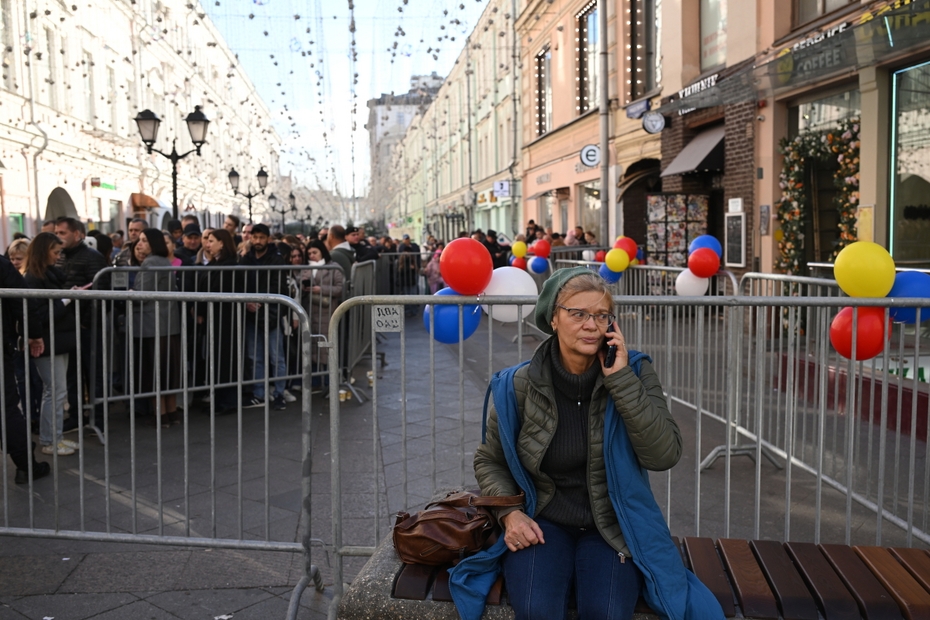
[392,490,525,566]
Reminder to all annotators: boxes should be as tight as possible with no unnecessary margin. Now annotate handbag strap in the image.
[433,491,525,509]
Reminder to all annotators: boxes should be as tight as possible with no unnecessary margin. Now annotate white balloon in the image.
[481,267,538,323]
[582,250,596,262]
[675,268,709,296]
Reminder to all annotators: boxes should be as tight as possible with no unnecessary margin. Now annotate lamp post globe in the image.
[133,109,161,150]
[227,168,240,192]
[185,105,210,153]
[257,167,269,190]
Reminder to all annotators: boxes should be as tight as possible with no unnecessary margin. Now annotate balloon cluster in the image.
[829,241,930,361]
[425,238,537,343]
[675,236,722,296]
[510,239,550,274]
[597,237,639,284]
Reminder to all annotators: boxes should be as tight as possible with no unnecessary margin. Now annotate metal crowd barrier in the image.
[91,264,345,419]
[0,288,323,620]
[316,293,930,619]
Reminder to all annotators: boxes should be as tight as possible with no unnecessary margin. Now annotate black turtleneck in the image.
[538,338,600,528]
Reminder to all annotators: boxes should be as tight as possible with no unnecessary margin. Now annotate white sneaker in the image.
[42,442,75,456]
[282,390,297,403]
[60,438,80,450]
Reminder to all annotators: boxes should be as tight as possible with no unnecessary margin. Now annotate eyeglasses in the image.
[556,305,615,326]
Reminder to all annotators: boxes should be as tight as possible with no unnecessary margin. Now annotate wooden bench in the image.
[339,535,930,619]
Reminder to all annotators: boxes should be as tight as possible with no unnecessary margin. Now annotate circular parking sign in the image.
[580,144,600,168]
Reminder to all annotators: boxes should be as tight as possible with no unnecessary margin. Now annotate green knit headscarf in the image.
[534,266,598,335]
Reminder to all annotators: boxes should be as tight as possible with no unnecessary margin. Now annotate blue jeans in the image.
[502,517,643,620]
[33,354,69,446]
[245,321,286,400]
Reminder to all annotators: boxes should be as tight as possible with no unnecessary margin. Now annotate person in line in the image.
[131,229,182,428]
[240,223,289,411]
[166,219,183,247]
[396,234,421,316]
[22,233,77,456]
[6,238,30,271]
[347,226,378,263]
[56,217,108,433]
[5,238,42,430]
[174,224,202,266]
[0,253,51,484]
[325,225,355,277]
[114,218,148,267]
[196,229,243,415]
[304,240,344,392]
[224,214,242,245]
[422,249,443,294]
[465,267,720,620]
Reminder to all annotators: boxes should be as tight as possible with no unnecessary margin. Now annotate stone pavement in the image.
[1,306,926,619]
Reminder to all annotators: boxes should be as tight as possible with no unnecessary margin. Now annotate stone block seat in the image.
[338,531,930,619]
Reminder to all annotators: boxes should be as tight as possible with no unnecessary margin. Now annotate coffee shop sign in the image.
[791,22,848,52]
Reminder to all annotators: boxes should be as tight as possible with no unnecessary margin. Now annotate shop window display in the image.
[891,61,930,264]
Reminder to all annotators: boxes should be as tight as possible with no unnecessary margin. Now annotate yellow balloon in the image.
[511,241,527,258]
[605,248,630,273]
[834,241,896,298]
[630,258,639,266]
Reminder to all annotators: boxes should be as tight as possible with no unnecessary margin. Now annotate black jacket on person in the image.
[23,266,77,356]
[60,241,108,290]
[196,253,243,385]
[240,244,288,323]
[351,241,379,263]
[0,256,41,355]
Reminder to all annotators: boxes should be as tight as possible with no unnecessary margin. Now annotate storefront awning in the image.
[130,192,160,209]
[526,190,553,201]
[660,125,725,177]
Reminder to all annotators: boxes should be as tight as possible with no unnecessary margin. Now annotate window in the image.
[44,28,57,110]
[0,0,14,91]
[628,0,658,101]
[107,67,117,132]
[82,52,94,124]
[795,0,853,27]
[535,47,552,135]
[700,0,727,71]
[577,3,598,114]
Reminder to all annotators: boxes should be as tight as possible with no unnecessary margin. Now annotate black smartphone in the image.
[603,322,618,368]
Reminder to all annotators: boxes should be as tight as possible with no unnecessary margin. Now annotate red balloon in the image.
[440,238,494,295]
[512,256,527,270]
[614,236,638,260]
[688,247,720,278]
[594,250,607,262]
[533,239,551,259]
[829,307,891,361]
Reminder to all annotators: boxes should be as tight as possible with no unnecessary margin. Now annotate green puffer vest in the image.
[474,338,682,559]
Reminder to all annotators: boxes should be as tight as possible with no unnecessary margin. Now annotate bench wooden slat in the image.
[717,538,779,619]
[855,546,930,620]
[750,540,819,620]
[393,563,436,600]
[683,536,735,616]
[890,548,930,594]
[820,544,902,620]
[785,542,861,620]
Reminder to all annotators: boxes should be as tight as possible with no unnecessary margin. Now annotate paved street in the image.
[2,309,927,619]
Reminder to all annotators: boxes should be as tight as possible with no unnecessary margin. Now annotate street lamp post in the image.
[228,167,269,223]
[268,193,287,234]
[134,106,210,220]
[287,192,296,235]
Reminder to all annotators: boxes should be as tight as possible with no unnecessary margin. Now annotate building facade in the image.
[0,0,281,244]
[381,0,522,242]
[655,0,930,275]
[517,0,664,247]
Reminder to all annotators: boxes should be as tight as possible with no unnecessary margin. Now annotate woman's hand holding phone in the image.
[600,322,628,375]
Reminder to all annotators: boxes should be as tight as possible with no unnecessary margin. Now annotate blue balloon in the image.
[689,235,723,259]
[599,263,622,284]
[423,287,481,344]
[888,271,930,324]
[528,256,549,274]
[636,248,645,261]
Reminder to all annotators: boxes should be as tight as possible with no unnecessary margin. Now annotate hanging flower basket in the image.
[776,117,860,275]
